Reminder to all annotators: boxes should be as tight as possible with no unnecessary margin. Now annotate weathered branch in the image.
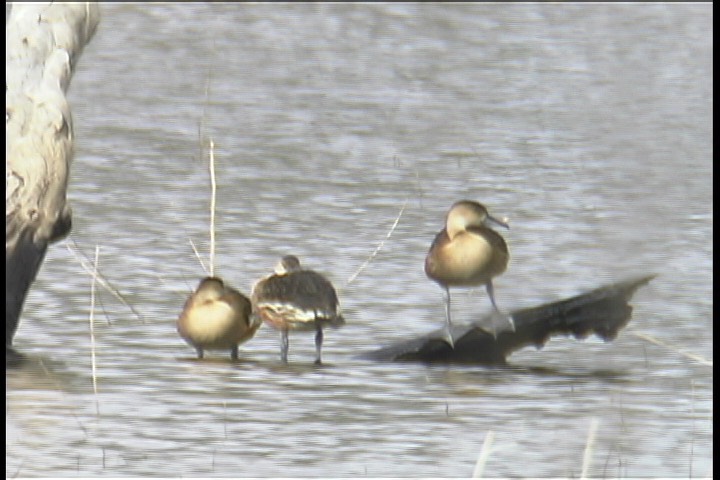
[6,2,100,347]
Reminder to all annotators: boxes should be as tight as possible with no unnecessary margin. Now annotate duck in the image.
[177,277,260,360]
[424,200,514,344]
[251,255,345,364]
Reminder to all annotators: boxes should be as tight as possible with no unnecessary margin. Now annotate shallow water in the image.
[7,3,712,478]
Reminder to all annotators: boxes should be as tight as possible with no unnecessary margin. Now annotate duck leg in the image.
[443,286,455,348]
[230,345,239,361]
[486,280,515,332]
[196,347,204,359]
[280,328,289,363]
[315,325,324,365]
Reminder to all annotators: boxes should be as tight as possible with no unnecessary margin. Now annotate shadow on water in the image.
[7,347,26,369]
[415,360,635,388]
[174,355,260,366]
[488,363,633,382]
[6,351,92,460]
[6,348,90,392]
[10,346,632,386]
[174,355,341,371]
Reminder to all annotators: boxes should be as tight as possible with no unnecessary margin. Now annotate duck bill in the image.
[486,214,510,230]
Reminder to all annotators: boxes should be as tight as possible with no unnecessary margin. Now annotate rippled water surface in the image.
[7,3,712,478]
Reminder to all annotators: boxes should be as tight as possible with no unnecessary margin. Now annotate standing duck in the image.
[178,277,259,360]
[252,255,344,364]
[425,200,514,343]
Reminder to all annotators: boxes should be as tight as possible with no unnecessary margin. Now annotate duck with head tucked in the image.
[178,277,260,360]
[252,255,345,364]
[425,200,514,344]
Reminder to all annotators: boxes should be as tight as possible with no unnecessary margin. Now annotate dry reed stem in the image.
[193,57,215,277]
[472,429,495,478]
[209,138,217,277]
[346,198,408,286]
[630,331,712,367]
[188,238,209,275]
[189,138,217,277]
[581,417,600,479]
[89,245,100,417]
[66,240,146,323]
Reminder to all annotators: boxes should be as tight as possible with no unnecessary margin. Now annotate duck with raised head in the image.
[251,255,345,364]
[178,277,260,360]
[425,200,514,344]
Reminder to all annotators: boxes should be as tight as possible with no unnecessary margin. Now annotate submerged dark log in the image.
[362,275,655,364]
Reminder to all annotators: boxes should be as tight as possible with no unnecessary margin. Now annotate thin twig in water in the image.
[581,417,600,479]
[223,401,228,440]
[472,430,495,478]
[413,168,424,208]
[90,245,100,417]
[94,291,112,326]
[36,358,89,437]
[346,199,408,286]
[689,379,695,479]
[10,459,24,479]
[209,138,217,277]
[188,238,209,275]
[66,239,146,324]
[630,331,712,367]
[160,271,197,299]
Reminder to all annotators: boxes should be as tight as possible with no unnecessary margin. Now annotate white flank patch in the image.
[258,302,334,323]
